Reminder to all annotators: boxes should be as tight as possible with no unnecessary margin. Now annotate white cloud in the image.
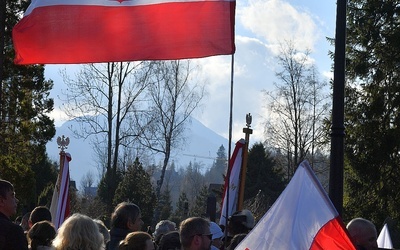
[238,0,320,53]
[49,107,69,127]
[193,0,327,143]
[194,36,275,143]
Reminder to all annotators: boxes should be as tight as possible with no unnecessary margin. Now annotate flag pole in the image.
[237,114,252,211]
[223,53,235,248]
[51,135,70,229]
[329,0,347,216]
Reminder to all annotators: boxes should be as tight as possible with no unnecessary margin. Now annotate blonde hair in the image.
[52,213,104,250]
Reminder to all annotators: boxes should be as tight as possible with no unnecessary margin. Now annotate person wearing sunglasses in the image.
[179,217,212,250]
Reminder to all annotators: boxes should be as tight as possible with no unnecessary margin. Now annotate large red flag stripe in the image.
[311,217,355,249]
[13,0,235,64]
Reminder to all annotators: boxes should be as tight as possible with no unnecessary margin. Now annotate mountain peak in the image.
[46,116,229,186]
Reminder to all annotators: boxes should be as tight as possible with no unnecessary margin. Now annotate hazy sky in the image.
[45,0,337,145]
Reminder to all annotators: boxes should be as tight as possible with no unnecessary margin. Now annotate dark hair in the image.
[119,231,152,250]
[158,231,181,250]
[28,221,56,250]
[111,202,141,230]
[0,179,14,198]
[30,206,52,224]
[228,220,249,235]
[228,212,251,235]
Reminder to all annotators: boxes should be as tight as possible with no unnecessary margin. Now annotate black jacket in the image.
[0,212,28,250]
[107,227,131,250]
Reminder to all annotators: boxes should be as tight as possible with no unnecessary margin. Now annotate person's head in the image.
[209,222,223,249]
[157,231,181,250]
[119,231,155,250]
[21,211,31,231]
[52,213,104,250]
[28,220,56,250]
[111,202,143,232]
[0,179,18,218]
[228,209,254,235]
[15,215,22,225]
[29,206,52,228]
[346,218,378,250]
[153,220,176,245]
[227,233,246,250]
[179,217,212,250]
[94,219,110,245]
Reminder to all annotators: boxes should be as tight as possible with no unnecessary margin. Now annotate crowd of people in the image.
[0,179,380,250]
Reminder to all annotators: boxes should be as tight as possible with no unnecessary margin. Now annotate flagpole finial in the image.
[246,113,252,128]
[57,135,70,153]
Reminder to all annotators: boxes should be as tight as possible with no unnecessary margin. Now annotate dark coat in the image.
[0,212,28,250]
[107,227,130,250]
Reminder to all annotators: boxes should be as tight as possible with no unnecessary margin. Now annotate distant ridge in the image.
[46,116,229,186]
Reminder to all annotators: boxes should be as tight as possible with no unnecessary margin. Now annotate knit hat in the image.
[229,209,255,229]
[210,222,224,240]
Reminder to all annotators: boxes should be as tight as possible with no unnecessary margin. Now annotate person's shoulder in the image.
[0,215,22,231]
[0,222,28,249]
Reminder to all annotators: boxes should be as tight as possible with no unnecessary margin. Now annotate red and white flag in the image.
[50,153,72,229]
[12,0,235,65]
[219,139,245,228]
[377,223,393,249]
[235,160,356,250]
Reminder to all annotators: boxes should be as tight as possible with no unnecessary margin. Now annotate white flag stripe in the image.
[235,161,348,249]
[50,153,71,229]
[219,139,245,227]
[49,176,59,227]
[24,0,234,16]
[377,223,393,249]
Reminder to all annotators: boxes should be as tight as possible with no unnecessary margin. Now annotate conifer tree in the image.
[1,0,55,209]
[244,142,285,209]
[205,145,227,184]
[113,157,156,227]
[190,185,209,217]
[174,191,189,221]
[159,185,173,220]
[343,0,400,232]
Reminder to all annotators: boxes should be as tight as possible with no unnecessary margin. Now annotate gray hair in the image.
[153,220,176,242]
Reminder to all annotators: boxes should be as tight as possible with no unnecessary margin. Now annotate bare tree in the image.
[134,60,205,222]
[60,62,154,211]
[263,41,329,179]
[80,171,95,196]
